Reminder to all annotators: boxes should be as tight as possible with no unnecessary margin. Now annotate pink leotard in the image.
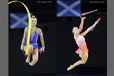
[76,35,88,55]
[75,18,101,55]
[75,23,88,55]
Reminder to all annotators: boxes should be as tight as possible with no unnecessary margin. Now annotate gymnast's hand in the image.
[81,16,86,20]
[39,47,45,53]
[20,45,24,51]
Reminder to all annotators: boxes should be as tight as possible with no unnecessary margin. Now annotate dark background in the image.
[9,0,107,76]
[9,0,57,76]
[56,13,107,74]
[56,0,107,74]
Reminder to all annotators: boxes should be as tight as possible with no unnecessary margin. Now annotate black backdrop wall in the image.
[9,23,57,76]
[9,0,57,76]
[56,13,107,74]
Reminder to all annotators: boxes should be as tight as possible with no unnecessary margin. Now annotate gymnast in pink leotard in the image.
[67,16,101,71]
[76,35,88,55]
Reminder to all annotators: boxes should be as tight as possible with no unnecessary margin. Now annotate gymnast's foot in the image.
[67,65,74,71]
[25,57,30,63]
[29,62,35,66]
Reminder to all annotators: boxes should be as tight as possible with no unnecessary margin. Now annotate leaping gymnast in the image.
[67,16,101,71]
[20,15,45,66]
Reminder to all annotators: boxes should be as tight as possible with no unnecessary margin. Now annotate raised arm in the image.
[20,27,27,50]
[38,28,45,53]
[79,16,86,33]
[81,18,101,36]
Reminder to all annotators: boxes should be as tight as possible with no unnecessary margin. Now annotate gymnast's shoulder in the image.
[24,26,28,31]
[36,27,43,33]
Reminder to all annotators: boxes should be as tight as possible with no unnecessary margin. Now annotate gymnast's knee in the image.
[81,59,87,64]
[33,58,38,62]
[28,45,33,52]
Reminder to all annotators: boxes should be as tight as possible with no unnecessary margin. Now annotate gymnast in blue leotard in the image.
[20,15,45,66]
[23,30,39,50]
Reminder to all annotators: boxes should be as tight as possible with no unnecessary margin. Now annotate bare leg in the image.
[25,45,33,63]
[81,18,101,36]
[67,42,88,71]
[29,49,38,66]
[67,55,88,71]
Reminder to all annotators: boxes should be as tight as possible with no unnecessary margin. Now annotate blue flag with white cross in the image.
[57,0,81,17]
[10,13,31,29]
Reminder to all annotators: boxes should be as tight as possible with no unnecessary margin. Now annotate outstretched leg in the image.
[25,45,33,63]
[67,55,88,71]
[81,18,101,36]
[29,49,38,66]
[67,42,88,71]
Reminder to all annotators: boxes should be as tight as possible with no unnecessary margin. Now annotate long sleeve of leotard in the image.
[79,21,83,33]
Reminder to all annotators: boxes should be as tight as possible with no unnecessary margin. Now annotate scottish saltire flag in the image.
[10,13,31,29]
[57,0,81,17]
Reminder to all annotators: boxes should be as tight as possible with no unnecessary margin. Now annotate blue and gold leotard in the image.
[23,30,39,50]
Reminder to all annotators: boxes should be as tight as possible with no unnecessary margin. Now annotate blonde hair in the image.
[31,15,37,19]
